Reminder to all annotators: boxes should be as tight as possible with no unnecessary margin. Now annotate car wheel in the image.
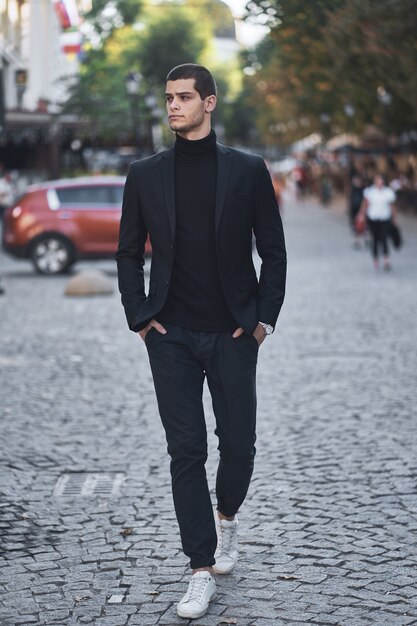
[31,236,73,275]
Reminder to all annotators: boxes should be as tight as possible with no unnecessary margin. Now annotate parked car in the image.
[2,176,151,274]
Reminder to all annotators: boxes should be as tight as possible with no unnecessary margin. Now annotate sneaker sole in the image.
[213,562,236,575]
[177,592,216,619]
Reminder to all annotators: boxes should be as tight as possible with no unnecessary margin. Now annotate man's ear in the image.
[205,95,217,113]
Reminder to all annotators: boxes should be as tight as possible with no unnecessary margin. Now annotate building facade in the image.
[0,0,85,178]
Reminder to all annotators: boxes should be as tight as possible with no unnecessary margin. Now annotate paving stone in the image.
[2,198,417,625]
[38,608,71,622]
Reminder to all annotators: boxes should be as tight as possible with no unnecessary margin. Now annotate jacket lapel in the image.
[159,146,176,241]
[215,143,231,235]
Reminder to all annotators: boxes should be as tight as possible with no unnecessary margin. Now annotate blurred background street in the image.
[1,0,417,624]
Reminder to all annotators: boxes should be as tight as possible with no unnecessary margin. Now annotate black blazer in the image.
[116,142,287,334]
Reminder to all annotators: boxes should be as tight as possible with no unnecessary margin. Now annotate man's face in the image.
[165,78,215,134]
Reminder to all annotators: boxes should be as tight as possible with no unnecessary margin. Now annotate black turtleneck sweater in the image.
[158,130,236,332]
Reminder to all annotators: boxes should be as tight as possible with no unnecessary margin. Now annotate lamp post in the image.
[376,85,392,107]
[343,103,355,130]
[319,112,331,140]
[125,73,161,154]
[125,71,142,147]
[144,92,157,153]
[376,85,392,155]
[144,92,163,154]
[343,102,355,178]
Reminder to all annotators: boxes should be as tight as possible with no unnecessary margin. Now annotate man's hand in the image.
[138,319,167,342]
[232,324,266,346]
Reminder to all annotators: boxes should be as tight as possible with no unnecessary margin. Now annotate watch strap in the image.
[259,321,274,335]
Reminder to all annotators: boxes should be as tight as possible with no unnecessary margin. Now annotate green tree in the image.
[82,0,143,39]
[61,26,141,142]
[323,0,417,131]
[241,1,345,144]
[62,4,212,143]
[137,10,209,85]
[242,0,417,143]
[63,0,244,145]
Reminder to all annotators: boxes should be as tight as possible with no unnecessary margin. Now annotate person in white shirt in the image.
[360,174,397,270]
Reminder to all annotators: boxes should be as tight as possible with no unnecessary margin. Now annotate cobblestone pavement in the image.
[1,194,417,626]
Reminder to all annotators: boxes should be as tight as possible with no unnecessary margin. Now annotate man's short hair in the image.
[166,64,217,99]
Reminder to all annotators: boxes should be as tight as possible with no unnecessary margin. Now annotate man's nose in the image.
[169,98,180,110]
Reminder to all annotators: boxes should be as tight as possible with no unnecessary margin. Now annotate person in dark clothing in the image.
[116,64,287,619]
[349,174,364,224]
[349,174,366,247]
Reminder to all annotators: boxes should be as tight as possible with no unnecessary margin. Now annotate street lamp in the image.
[125,71,142,97]
[144,93,163,153]
[376,85,392,107]
[319,112,331,140]
[343,102,355,125]
[376,85,392,155]
[125,73,162,154]
[343,102,355,177]
[125,72,142,146]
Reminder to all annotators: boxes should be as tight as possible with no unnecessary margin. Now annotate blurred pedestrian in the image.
[116,63,287,619]
[359,174,397,270]
[0,169,14,218]
[349,174,365,247]
[320,164,332,206]
[292,162,308,198]
[267,163,284,210]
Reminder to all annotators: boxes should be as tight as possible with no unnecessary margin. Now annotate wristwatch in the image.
[259,322,274,335]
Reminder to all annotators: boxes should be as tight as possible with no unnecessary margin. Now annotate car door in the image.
[56,185,121,254]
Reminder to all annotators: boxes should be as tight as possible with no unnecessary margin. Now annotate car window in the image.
[56,186,113,206]
[109,185,124,205]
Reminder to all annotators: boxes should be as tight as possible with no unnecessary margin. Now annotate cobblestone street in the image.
[1,195,417,626]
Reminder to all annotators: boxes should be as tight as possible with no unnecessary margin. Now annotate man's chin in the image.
[169,121,186,132]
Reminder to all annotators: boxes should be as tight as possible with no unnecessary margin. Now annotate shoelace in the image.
[217,523,236,554]
[184,577,209,603]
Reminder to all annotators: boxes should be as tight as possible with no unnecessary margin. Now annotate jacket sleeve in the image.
[115,164,148,331]
[253,158,287,329]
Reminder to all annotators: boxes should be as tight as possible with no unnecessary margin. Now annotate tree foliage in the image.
[61,26,141,142]
[242,0,417,144]
[82,0,143,39]
[323,0,417,130]
[137,10,209,85]
[62,0,214,142]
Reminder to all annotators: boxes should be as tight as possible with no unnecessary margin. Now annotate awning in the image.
[291,132,323,153]
[326,133,361,151]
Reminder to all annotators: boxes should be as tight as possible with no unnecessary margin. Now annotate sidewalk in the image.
[1,196,417,626]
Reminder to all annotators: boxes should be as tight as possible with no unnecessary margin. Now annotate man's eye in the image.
[181,96,189,100]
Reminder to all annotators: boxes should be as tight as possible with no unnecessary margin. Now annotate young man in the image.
[116,64,286,619]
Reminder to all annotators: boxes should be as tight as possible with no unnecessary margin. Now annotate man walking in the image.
[116,64,286,619]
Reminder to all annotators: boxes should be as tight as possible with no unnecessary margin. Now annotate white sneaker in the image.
[177,571,216,619]
[213,515,238,574]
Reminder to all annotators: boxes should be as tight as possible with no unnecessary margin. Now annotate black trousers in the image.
[367,218,390,259]
[145,323,258,569]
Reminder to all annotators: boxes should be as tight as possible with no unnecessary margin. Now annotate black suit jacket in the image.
[116,142,287,334]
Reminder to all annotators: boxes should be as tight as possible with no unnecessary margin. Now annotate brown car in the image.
[2,176,151,274]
